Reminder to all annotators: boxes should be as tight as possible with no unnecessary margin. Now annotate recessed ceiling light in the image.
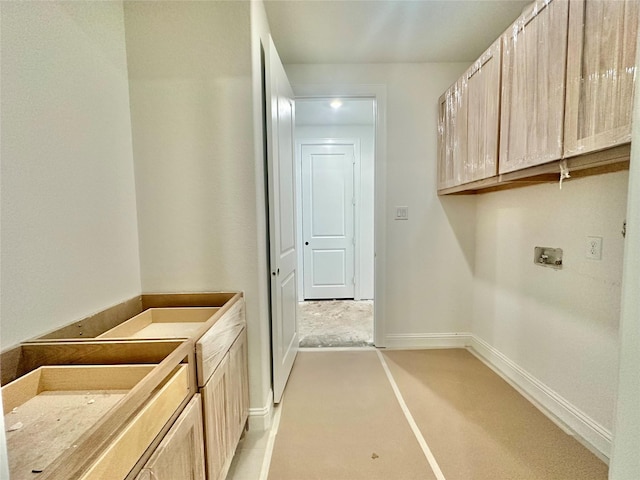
[330,99,343,109]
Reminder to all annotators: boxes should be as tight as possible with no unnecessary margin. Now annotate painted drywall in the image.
[472,172,628,433]
[0,1,141,349]
[295,124,375,300]
[124,0,272,412]
[285,63,476,342]
[609,32,640,479]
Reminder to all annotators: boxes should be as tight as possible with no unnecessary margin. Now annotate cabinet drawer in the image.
[3,363,189,480]
[97,308,219,339]
[80,365,189,480]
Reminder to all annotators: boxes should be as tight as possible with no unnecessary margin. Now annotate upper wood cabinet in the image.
[437,0,636,194]
[466,40,501,182]
[437,40,500,190]
[437,90,454,190]
[499,0,569,174]
[564,0,639,157]
[437,80,466,190]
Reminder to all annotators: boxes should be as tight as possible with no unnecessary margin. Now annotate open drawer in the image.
[96,308,219,340]
[21,293,245,385]
[28,292,243,343]
[96,302,245,386]
[1,340,194,480]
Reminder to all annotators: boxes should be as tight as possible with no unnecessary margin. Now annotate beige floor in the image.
[226,348,607,480]
[298,300,373,347]
[268,350,434,479]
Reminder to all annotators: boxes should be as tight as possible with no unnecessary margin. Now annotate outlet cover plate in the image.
[586,236,603,260]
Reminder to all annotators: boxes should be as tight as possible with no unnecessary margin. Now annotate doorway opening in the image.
[294,97,376,348]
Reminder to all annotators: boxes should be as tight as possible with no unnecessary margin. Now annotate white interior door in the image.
[266,37,298,404]
[302,144,355,299]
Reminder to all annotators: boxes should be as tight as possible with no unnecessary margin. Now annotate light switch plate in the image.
[395,206,409,220]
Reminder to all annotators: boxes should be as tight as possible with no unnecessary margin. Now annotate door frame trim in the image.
[296,138,361,301]
[292,85,387,348]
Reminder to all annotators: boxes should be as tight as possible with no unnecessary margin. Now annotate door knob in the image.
[305,241,309,245]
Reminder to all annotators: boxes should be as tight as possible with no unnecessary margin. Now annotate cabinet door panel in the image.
[201,354,229,480]
[452,80,469,185]
[136,394,206,480]
[437,91,455,190]
[437,83,467,189]
[499,0,569,174]
[437,82,467,189]
[227,329,249,454]
[564,0,638,157]
[466,40,501,182]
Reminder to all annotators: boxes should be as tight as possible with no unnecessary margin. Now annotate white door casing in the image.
[292,84,387,349]
[266,37,298,403]
[301,144,356,299]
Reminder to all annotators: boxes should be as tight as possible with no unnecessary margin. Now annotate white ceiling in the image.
[296,98,375,126]
[264,0,531,64]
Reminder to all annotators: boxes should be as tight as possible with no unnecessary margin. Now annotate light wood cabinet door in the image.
[437,89,455,190]
[564,0,638,158]
[227,329,249,455]
[201,353,230,480]
[438,40,500,190]
[466,39,501,182]
[437,80,467,189]
[135,394,206,480]
[499,0,569,174]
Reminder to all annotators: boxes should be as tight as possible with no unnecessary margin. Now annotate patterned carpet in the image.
[298,300,374,347]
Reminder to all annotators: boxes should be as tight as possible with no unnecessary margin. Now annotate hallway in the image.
[298,300,373,348]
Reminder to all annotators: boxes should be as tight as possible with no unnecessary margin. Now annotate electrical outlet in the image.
[586,236,603,260]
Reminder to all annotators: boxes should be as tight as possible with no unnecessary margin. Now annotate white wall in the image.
[285,63,475,343]
[295,124,375,300]
[473,172,628,435]
[0,1,141,349]
[124,0,272,413]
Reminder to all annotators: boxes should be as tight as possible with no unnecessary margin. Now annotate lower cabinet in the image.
[136,394,206,480]
[202,353,230,480]
[228,329,250,455]
[1,293,248,480]
[201,328,250,480]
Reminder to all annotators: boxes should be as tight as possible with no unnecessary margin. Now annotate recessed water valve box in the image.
[534,247,563,269]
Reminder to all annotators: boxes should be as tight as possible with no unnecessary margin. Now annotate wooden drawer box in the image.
[91,297,245,387]
[96,308,219,340]
[30,292,242,343]
[1,340,194,480]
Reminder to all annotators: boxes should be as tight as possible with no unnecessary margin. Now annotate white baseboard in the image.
[384,332,472,349]
[249,389,274,431]
[468,335,611,462]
